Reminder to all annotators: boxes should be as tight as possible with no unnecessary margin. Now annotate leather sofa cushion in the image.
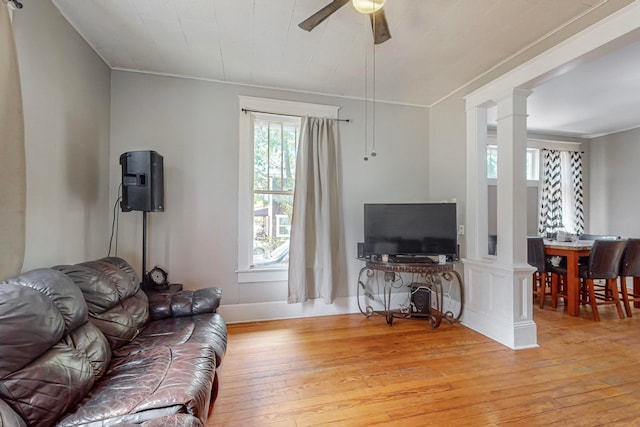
[63,322,112,379]
[57,343,216,426]
[117,414,203,427]
[113,312,228,366]
[0,400,27,427]
[54,262,150,349]
[0,269,111,427]
[148,287,222,320]
[78,260,140,310]
[0,275,67,375]
[97,256,141,286]
[2,341,96,426]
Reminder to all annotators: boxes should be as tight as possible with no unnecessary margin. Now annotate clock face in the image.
[149,267,167,284]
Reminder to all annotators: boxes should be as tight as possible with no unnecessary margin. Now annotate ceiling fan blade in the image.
[298,0,350,32]
[370,8,391,45]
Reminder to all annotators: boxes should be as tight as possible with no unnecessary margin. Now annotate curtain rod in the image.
[241,108,350,123]
[542,148,586,153]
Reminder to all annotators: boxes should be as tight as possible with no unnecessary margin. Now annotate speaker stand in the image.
[142,210,148,288]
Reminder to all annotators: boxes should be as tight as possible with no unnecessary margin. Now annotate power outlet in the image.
[458,225,465,235]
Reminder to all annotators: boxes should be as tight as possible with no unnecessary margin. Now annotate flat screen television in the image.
[364,202,458,259]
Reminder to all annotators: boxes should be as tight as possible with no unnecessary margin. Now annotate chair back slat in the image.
[621,238,640,277]
[588,239,627,279]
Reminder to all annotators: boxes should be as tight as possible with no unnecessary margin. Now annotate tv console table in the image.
[357,260,464,328]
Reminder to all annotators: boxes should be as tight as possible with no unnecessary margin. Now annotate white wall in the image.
[427,2,629,258]
[588,126,640,237]
[110,71,429,306]
[12,1,111,272]
[429,94,590,259]
[488,185,539,237]
[428,94,468,254]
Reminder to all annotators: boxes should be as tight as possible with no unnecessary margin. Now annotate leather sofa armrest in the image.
[0,400,27,427]
[145,414,204,427]
[147,287,222,321]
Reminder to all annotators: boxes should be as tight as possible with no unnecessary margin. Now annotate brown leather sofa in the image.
[0,257,227,427]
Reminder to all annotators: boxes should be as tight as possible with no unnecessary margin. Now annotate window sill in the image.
[237,268,288,283]
[488,179,540,187]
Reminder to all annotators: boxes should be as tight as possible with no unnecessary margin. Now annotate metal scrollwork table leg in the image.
[357,260,464,328]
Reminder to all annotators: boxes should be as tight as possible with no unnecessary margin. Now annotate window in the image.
[237,96,339,283]
[251,114,300,268]
[487,146,498,179]
[525,148,540,181]
[275,214,291,238]
[487,145,540,181]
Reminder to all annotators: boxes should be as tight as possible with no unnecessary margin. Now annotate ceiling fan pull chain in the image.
[364,14,369,161]
[371,10,377,158]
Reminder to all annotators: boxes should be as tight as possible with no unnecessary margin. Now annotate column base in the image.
[461,258,538,349]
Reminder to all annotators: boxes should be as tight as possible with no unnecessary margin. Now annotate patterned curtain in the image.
[539,149,563,236]
[538,149,584,237]
[570,151,585,235]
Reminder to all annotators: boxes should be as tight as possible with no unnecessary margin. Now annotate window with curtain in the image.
[539,149,584,236]
[237,96,339,284]
[287,116,343,303]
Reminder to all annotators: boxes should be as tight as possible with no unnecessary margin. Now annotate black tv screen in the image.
[364,203,457,258]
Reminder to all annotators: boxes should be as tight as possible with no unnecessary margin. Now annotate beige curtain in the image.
[288,117,343,303]
[0,4,26,279]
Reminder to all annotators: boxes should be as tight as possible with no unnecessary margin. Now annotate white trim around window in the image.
[237,96,340,283]
[486,136,582,186]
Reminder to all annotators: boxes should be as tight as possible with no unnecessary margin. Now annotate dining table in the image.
[544,239,593,316]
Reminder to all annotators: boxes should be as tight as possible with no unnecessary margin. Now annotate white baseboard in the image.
[462,306,539,350]
[218,295,363,323]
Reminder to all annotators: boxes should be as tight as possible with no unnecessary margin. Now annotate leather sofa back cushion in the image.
[0,269,111,427]
[54,261,150,349]
[0,269,86,374]
[98,256,141,287]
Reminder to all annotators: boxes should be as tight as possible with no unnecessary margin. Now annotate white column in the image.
[496,88,531,266]
[465,106,488,260]
[462,89,537,350]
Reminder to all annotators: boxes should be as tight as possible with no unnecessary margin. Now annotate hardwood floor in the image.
[208,305,640,426]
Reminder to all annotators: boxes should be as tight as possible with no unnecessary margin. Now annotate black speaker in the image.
[120,151,164,212]
[410,285,431,315]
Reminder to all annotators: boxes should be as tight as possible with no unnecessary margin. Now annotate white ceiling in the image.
[524,37,640,138]
[51,0,640,138]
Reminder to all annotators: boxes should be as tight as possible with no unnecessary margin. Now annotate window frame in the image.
[237,96,339,283]
[275,214,291,238]
[486,139,541,187]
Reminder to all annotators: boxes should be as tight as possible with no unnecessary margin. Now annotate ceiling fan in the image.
[298,0,391,45]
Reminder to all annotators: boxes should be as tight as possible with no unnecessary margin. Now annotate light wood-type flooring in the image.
[208,304,640,426]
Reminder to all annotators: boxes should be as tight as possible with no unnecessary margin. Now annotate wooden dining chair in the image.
[545,251,568,310]
[528,237,552,308]
[619,238,640,317]
[548,265,567,309]
[578,239,627,321]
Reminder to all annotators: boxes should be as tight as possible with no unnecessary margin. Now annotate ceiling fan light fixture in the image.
[352,0,386,14]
